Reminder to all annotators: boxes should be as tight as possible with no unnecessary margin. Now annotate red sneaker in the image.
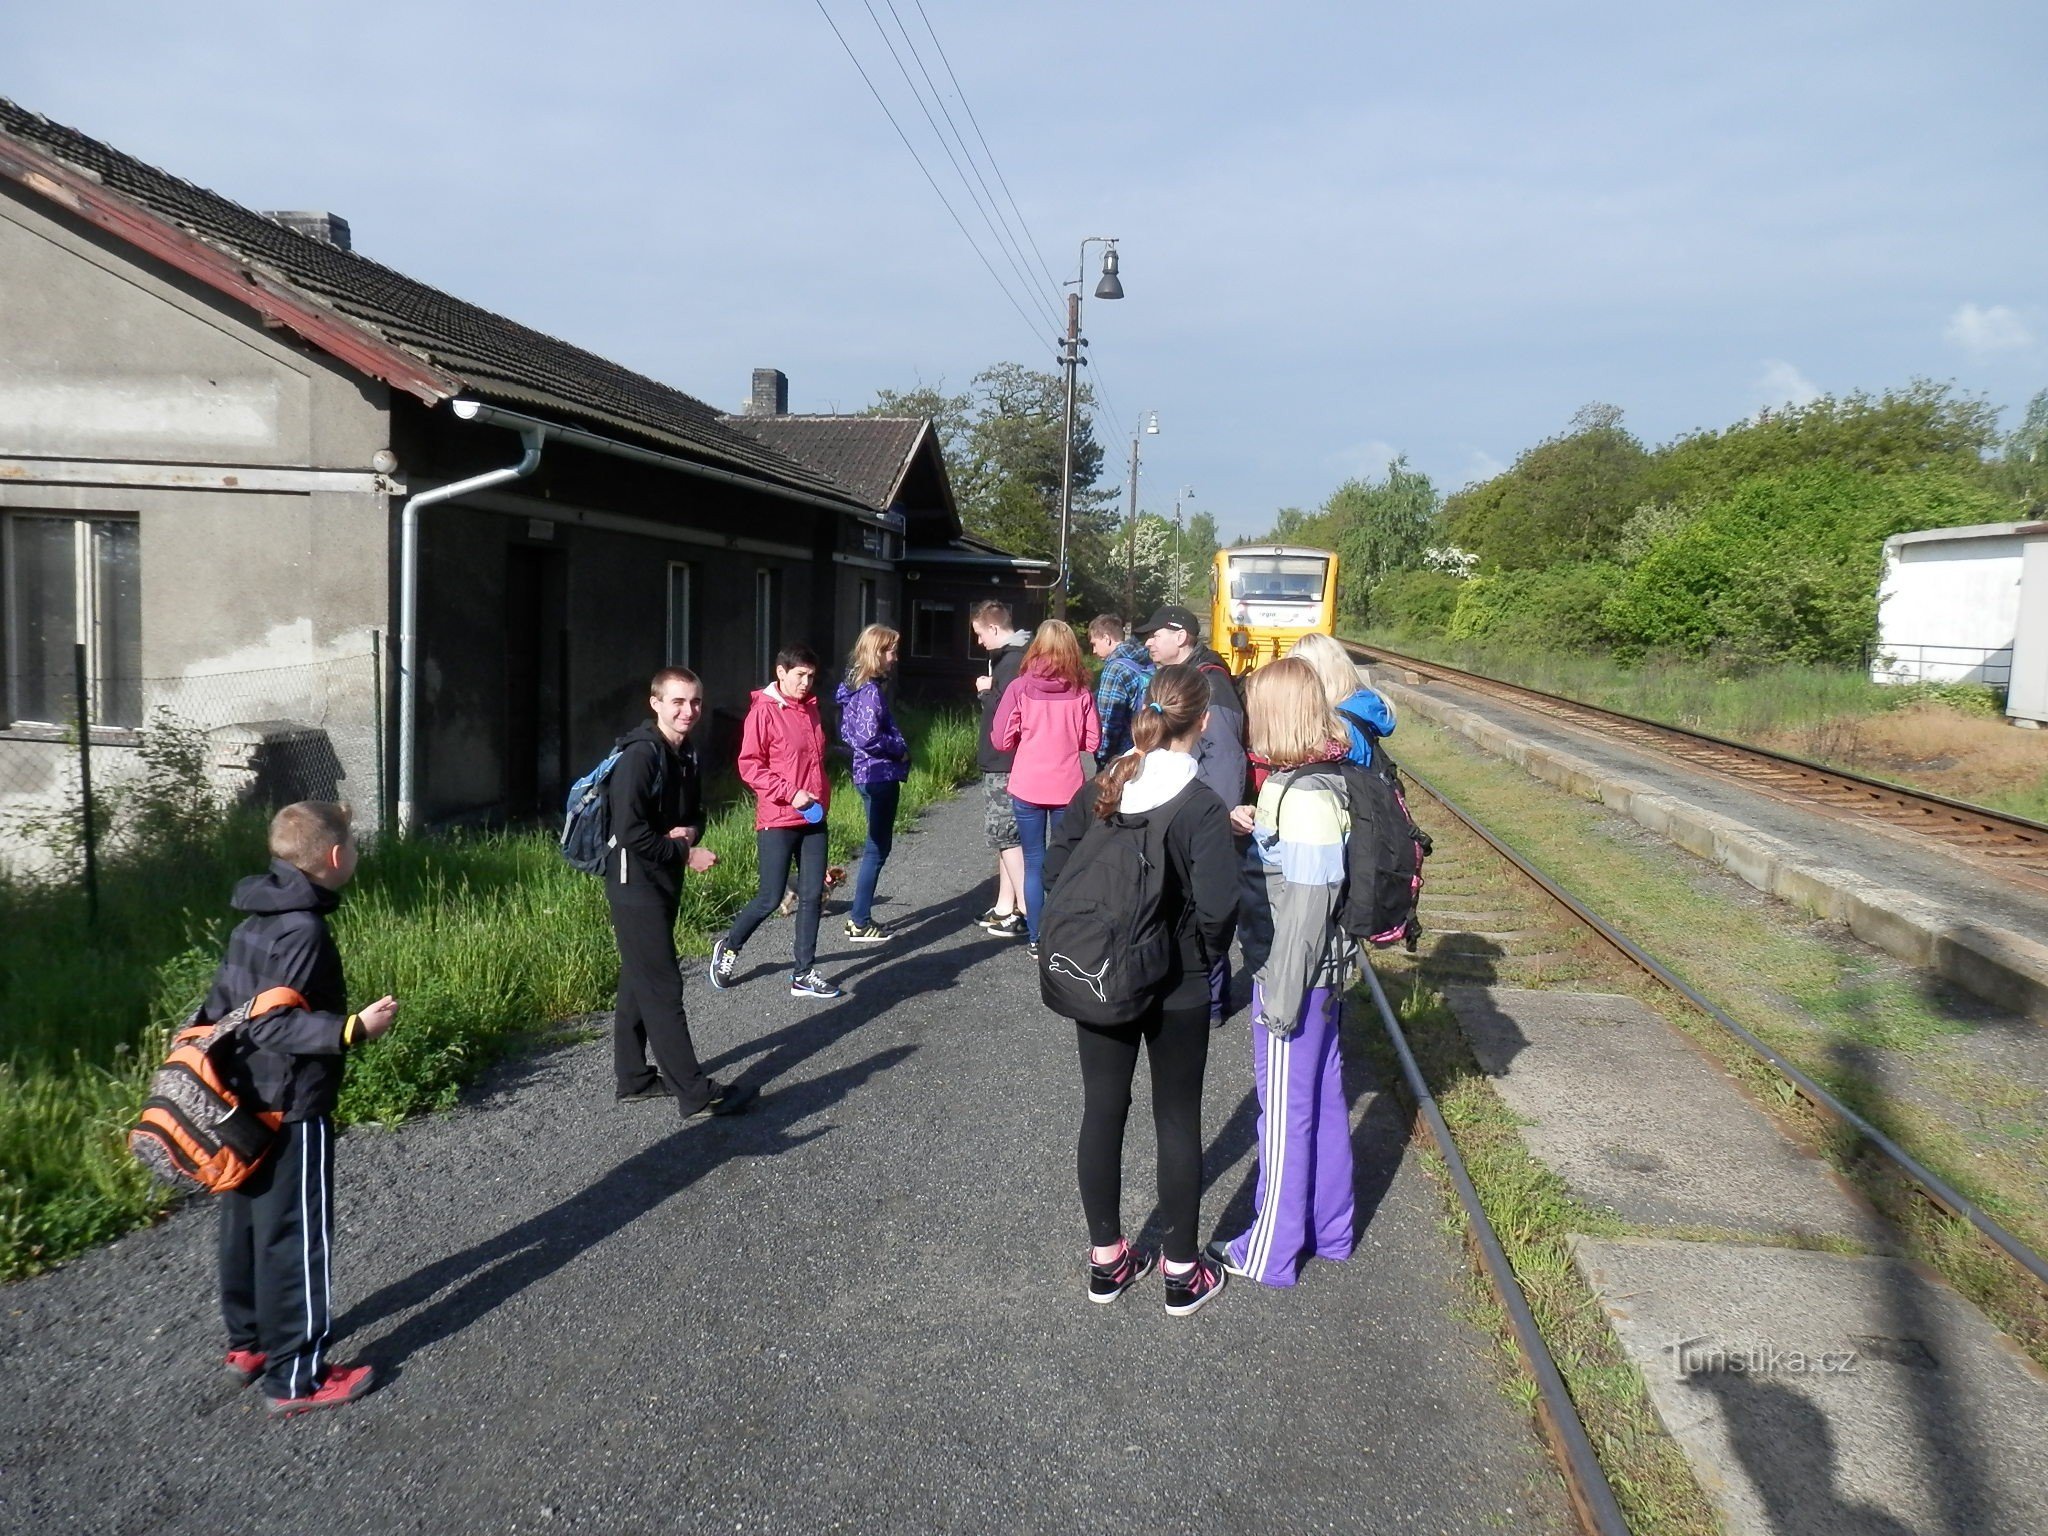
[224,1349,266,1386]
[265,1363,376,1417]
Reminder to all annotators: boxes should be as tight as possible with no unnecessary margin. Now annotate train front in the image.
[1212,546,1337,674]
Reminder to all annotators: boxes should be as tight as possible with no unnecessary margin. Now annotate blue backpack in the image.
[559,740,663,875]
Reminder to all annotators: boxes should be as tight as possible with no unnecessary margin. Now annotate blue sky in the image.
[6,1,2045,539]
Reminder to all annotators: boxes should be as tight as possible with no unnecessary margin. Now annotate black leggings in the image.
[1075,998,1212,1264]
[725,823,828,972]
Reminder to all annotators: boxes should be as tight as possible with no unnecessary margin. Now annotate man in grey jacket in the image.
[1137,607,1259,1023]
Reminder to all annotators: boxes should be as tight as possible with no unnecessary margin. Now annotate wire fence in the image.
[1866,640,2014,689]
[0,646,384,898]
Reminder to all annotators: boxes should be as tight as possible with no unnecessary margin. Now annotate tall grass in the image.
[0,706,979,1279]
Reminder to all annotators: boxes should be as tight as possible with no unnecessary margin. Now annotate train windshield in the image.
[1228,554,1329,603]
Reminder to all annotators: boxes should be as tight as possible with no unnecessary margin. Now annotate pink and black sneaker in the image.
[1087,1240,1157,1304]
[1163,1256,1227,1317]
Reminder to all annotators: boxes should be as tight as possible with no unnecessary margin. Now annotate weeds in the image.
[0,707,980,1280]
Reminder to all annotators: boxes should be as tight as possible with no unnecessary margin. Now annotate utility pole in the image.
[1121,411,1157,620]
[1055,290,1082,621]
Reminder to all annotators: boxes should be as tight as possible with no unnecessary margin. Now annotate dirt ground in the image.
[1759,702,2048,813]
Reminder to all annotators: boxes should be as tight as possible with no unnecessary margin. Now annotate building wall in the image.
[0,185,393,867]
[2007,537,2048,726]
[1872,532,2024,686]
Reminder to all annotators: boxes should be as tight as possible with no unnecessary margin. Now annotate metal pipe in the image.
[395,424,545,831]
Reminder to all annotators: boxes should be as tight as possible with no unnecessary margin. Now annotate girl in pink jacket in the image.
[992,620,1099,948]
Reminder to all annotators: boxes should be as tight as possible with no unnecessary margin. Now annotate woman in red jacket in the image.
[709,644,842,1000]
[991,620,1099,952]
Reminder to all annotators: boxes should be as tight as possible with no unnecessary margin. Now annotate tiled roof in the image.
[721,415,927,511]
[0,98,860,508]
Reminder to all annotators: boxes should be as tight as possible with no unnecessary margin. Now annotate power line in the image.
[811,0,1052,354]
[876,0,1061,330]
[910,0,1066,299]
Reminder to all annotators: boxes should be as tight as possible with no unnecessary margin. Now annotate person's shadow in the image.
[1690,1370,1919,1535]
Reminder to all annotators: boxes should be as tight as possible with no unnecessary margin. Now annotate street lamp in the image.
[1056,236,1123,620]
[1122,410,1159,619]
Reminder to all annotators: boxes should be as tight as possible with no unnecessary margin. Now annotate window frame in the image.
[665,560,695,669]
[2,510,143,729]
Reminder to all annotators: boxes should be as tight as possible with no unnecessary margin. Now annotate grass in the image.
[0,706,980,1281]
[1388,714,2048,1368]
[1351,981,1723,1536]
[1348,627,2048,821]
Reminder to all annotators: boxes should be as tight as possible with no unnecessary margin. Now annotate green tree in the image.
[1993,387,2048,512]
[1443,404,1653,570]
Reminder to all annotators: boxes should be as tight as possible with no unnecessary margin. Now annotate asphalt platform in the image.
[0,789,1568,1535]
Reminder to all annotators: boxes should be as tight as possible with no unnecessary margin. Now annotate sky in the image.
[6,1,2046,540]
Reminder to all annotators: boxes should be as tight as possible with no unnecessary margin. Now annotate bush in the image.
[1446,563,1621,651]
[1604,465,2009,665]
[1367,568,1464,636]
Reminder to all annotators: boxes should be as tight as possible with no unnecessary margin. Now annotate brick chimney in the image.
[748,368,789,416]
[264,211,352,250]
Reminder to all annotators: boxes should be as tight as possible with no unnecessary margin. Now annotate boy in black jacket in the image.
[208,800,396,1416]
[603,667,752,1118]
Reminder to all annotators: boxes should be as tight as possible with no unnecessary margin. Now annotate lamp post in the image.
[1122,410,1159,620]
[1172,486,1194,600]
[1056,237,1123,620]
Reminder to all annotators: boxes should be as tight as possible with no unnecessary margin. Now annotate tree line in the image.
[1236,383,2048,668]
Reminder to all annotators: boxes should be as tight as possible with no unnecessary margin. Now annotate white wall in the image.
[2010,538,2048,726]
[1872,533,2023,685]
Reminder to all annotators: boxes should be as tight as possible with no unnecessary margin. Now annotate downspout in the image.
[395,409,546,831]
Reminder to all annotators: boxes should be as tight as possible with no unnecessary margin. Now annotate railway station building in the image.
[1872,520,2048,728]
[0,99,1030,851]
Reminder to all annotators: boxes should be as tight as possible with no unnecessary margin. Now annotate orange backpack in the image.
[128,988,303,1193]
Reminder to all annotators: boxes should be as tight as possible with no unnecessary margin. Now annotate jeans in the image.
[851,780,900,927]
[1011,796,1056,943]
[725,823,829,973]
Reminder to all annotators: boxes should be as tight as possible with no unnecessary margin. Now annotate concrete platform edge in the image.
[1373,675,2048,1021]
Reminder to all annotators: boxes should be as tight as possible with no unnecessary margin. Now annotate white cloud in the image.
[1754,359,1822,411]
[1944,302,2034,354]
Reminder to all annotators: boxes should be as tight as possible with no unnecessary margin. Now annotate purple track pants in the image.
[1221,983,1354,1287]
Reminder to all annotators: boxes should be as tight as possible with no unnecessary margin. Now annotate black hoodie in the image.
[201,859,352,1122]
[604,719,704,899]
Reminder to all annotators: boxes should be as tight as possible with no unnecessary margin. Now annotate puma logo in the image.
[1046,952,1110,1002]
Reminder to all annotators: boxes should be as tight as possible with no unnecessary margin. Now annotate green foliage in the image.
[1884,680,2006,718]
[1604,465,2009,664]
[1443,404,1653,571]
[1367,568,1465,636]
[1445,563,1621,652]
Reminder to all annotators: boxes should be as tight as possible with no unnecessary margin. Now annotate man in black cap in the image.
[1137,606,1245,813]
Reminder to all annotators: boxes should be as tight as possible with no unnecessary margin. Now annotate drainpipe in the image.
[395,407,545,832]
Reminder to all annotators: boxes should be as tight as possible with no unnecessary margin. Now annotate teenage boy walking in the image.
[970,599,1032,938]
[208,800,394,1416]
[606,667,753,1115]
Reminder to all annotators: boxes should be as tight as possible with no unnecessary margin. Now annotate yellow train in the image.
[1209,544,1339,675]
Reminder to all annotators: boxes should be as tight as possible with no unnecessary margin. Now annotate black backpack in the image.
[1037,789,1187,1024]
[1274,750,1431,952]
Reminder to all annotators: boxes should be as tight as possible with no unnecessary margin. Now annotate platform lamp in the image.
[1173,486,1195,601]
[1056,237,1123,619]
[1122,410,1160,620]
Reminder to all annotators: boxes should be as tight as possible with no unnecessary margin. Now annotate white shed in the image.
[1872,521,2048,726]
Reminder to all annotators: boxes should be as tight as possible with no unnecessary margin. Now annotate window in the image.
[666,562,694,668]
[3,513,141,728]
[858,577,878,631]
[858,524,902,561]
[1226,553,1329,603]
[754,568,782,680]
[909,599,954,658]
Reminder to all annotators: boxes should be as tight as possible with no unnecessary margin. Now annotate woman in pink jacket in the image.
[709,644,842,1000]
[991,620,1099,951]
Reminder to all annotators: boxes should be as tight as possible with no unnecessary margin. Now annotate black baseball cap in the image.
[1137,605,1202,641]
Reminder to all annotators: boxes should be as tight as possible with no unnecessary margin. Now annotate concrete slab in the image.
[1372,673,2048,1019]
[1573,1236,2048,1536]
[1446,987,1879,1242]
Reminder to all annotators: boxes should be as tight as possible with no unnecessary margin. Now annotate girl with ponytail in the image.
[1039,663,1238,1316]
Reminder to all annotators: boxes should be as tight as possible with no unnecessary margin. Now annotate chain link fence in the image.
[0,648,384,893]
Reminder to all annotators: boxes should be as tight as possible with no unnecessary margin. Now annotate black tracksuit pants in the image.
[607,887,713,1114]
[219,1115,336,1400]
[1075,997,1213,1264]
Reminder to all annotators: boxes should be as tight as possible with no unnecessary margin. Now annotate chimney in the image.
[748,368,789,416]
[264,211,352,251]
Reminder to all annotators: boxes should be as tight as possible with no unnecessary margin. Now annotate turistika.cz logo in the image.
[1662,1336,1860,1379]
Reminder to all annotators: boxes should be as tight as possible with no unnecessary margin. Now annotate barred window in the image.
[3,513,141,728]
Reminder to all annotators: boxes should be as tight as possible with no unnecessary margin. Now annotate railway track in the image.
[1362,764,2048,1535]
[1344,640,2048,893]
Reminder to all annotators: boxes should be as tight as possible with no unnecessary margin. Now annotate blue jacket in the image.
[1335,687,1396,767]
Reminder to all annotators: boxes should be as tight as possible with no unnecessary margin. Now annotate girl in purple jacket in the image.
[835,624,910,942]
[991,620,1099,950]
